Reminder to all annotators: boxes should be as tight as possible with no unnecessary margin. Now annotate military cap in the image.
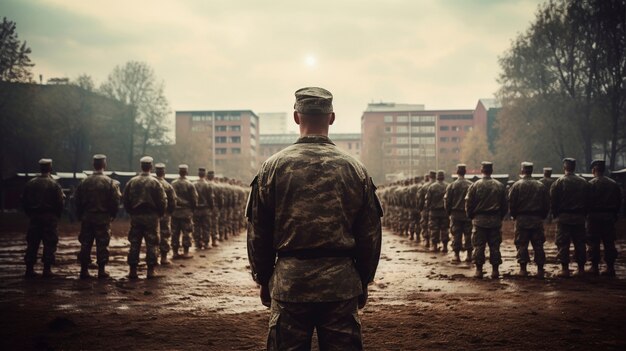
[428,170,436,176]
[294,87,333,114]
[178,164,189,170]
[93,154,107,161]
[521,161,533,168]
[198,167,206,172]
[437,170,445,178]
[543,167,552,172]
[155,163,166,169]
[207,170,215,176]
[562,158,576,164]
[590,159,605,170]
[456,163,467,170]
[38,158,52,165]
[140,156,153,164]
[481,161,493,171]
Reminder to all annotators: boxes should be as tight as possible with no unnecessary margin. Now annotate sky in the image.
[2,0,542,136]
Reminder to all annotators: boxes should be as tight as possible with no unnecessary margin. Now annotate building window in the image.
[421,126,435,133]
[397,115,408,123]
[215,126,227,132]
[230,136,241,143]
[451,126,461,131]
[411,116,421,122]
[230,125,241,132]
[384,115,393,122]
[396,126,408,133]
[215,136,227,143]
[464,126,473,131]
[231,148,241,154]
[452,147,460,153]
[396,137,409,144]
[216,148,227,154]
[216,114,241,121]
[440,126,449,131]
[422,137,435,144]
[451,137,460,143]
[440,137,449,142]
[385,126,392,133]
[440,114,472,120]
[348,143,352,150]
[191,126,205,132]
[421,116,436,122]
[192,114,212,122]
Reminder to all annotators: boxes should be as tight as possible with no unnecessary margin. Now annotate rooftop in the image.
[365,102,425,112]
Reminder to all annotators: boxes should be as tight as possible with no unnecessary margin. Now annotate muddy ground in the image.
[0,213,625,350]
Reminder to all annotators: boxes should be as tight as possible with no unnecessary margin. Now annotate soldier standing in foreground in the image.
[465,162,507,279]
[445,164,473,262]
[171,164,198,258]
[22,159,65,278]
[551,158,589,278]
[425,170,449,252]
[193,167,214,250]
[586,160,622,276]
[247,87,382,350]
[155,163,177,265]
[123,156,166,279]
[507,162,550,278]
[74,154,121,279]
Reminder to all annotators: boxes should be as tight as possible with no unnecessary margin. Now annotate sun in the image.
[305,55,317,67]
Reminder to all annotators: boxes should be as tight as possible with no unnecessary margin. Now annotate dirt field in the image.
[1,214,625,350]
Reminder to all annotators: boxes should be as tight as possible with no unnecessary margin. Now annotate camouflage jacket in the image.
[123,172,166,216]
[156,177,177,216]
[550,173,589,224]
[588,176,622,221]
[194,178,215,211]
[171,177,198,218]
[425,180,449,217]
[445,177,472,221]
[21,175,64,217]
[539,177,555,191]
[247,135,383,303]
[465,176,507,228]
[417,181,432,212]
[74,172,121,220]
[508,175,549,228]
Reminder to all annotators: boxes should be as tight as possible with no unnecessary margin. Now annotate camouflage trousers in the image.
[78,213,112,266]
[193,213,211,248]
[472,226,502,266]
[429,216,450,244]
[171,216,193,250]
[127,213,160,266]
[159,215,172,254]
[410,210,421,236]
[209,209,219,241]
[514,224,546,265]
[420,210,430,242]
[555,222,586,265]
[450,219,472,253]
[267,297,362,351]
[24,213,59,265]
[586,220,618,265]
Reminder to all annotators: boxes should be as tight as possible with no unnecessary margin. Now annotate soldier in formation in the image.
[122,156,167,279]
[418,171,435,246]
[74,154,121,279]
[155,163,177,265]
[445,164,473,262]
[425,170,449,252]
[22,159,65,278]
[507,162,549,278]
[193,167,215,250]
[171,164,198,259]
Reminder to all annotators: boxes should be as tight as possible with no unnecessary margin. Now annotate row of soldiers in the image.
[21,155,248,279]
[380,158,622,279]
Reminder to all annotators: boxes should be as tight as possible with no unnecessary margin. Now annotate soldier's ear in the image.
[329,113,335,126]
[293,111,301,125]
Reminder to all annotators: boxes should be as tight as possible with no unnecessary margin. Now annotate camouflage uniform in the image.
[550,173,589,268]
[465,175,507,268]
[407,180,421,240]
[171,176,198,253]
[417,178,432,245]
[74,171,121,267]
[156,176,177,257]
[445,176,473,258]
[508,174,549,267]
[425,176,449,249]
[22,174,64,268]
[587,175,621,271]
[539,173,555,223]
[247,134,382,351]
[193,177,215,248]
[123,172,166,267]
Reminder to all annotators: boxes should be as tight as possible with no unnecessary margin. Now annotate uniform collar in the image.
[141,172,151,176]
[295,135,335,145]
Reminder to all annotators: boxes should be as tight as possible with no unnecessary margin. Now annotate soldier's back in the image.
[22,176,64,215]
[76,173,119,215]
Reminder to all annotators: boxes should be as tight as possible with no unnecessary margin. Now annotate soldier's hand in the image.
[358,285,368,309]
[260,284,271,308]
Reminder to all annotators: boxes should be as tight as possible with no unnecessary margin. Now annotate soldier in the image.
[417,172,434,247]
[155,163,177,265]
[551,158,589,277]
[508,162,550,278]
[465,161,507,279]
[445,164,473,262]
[207,170,221,246]
[539,167,555,223]
[74,154,121,279]
[407,177,422,241]
[247,87,382,350]
[123,156,167,279]
[586,160,622,276]
[425,170,449,252]
[171,164,198,258]
[193,167,215,250]
[22,159,64,278]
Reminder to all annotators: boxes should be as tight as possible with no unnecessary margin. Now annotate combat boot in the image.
[491,265,500,279]
[601,264,616,277]
[98,264,110,279]
[474,264,484,278]
[518,263,528,277]
[453,251,461,262]
[147,265,159,279]
[24,264,37,279]
[588,264,599,276]
[424,240,430,249]
[465,250,473,263]
[128,265,139,280]
[574,263,585,277]
[172,248,181,260]
[558,263,570,278]
[182,246,194,259]
[537,265,545,279]
[80,264,91,279]
[160,253,170,265]
[42,263,55,278]
[212,239,220,247]
[433,243,440,252]
[442,243,448,253]
[409,232,414,240]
